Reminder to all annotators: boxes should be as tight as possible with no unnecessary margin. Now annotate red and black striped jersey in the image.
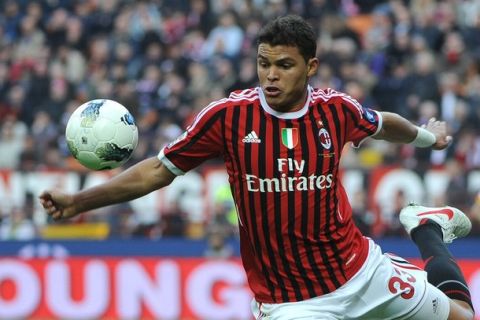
[159,86,382,303]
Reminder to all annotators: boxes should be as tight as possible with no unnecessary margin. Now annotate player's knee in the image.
[448,299,475,320]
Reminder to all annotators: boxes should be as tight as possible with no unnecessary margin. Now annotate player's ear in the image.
[307,57,319,77]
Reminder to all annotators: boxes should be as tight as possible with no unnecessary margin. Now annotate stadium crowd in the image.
[0,0,480,241]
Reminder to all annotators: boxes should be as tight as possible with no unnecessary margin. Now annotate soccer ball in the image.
[65,99,138,170]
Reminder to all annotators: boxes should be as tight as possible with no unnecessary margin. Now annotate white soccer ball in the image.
[65,99,138,170]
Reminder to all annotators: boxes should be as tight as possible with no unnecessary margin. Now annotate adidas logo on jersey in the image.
[242,131,261,143]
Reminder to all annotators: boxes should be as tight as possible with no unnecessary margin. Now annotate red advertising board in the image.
[0,257,252,319]
[0,258,479,319]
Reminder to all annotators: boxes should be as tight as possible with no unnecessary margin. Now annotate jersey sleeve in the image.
[158,102,225,175]
[340,94,383,148]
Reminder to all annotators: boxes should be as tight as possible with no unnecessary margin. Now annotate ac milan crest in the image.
[318,128,331,149]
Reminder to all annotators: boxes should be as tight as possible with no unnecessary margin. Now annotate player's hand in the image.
[39,190,78,221]
[422,117,452,150]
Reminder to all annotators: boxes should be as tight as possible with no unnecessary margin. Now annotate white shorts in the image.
[251,239,450,320]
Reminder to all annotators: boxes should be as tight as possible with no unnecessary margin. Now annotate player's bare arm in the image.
[39,157,176,220]
[373,112,452,150]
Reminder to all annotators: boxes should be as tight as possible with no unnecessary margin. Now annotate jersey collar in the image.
[258,85,312,119]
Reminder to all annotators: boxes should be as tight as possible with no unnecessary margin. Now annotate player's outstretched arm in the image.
[39,156,176,221]
[373,112,452,150]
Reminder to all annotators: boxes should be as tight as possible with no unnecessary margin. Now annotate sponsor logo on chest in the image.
[245,157,333,193]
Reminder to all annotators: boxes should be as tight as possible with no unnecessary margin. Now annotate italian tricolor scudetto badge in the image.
[281,128,298,149]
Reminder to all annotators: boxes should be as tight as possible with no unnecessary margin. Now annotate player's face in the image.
[257,44,318,112]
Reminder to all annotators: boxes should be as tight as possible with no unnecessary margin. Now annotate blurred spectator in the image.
[209,56,237,94]
[5,84,28,122]
[204,224,234,259]
[260,0,288,21]
[211,185,238,237]
[413,100,440,170]
[0,207,37,240]
[45,8,69,51]
[380,189,409,237]
[54,45,87,85]
[453,129,480,170]
[186,61,213,97]
[443,159,471,213]
[227,56,257,92]
[187,0,216,35]
[2,1,22,44]
[107,203,137,238]
[158,196,188,238]
[36,61,73,122]
[129,1,163,42]
[350,189,375,237]
[26,60,50,121]
[201,10,244,59]
[344,79,375,109]
[364,6,392,52]
[0,114,27,169]
[469,191,480,236]
[18,134,37,171]
[404,51,440,120]
[14,14,45,61]
[31,111,60,166]
[371,61,409,115]
[438,72,463,128]
[439,31,472,77]
[65,16,87,52]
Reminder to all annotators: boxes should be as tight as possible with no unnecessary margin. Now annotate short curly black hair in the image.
[257,15,317,62]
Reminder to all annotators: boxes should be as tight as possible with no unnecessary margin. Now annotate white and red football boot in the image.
[399,203,472,243]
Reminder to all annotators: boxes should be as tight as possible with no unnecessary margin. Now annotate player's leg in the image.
[400,204,474,320]
[448,300,475,320]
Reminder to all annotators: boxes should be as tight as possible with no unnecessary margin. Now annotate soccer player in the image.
[40,15,474,319]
